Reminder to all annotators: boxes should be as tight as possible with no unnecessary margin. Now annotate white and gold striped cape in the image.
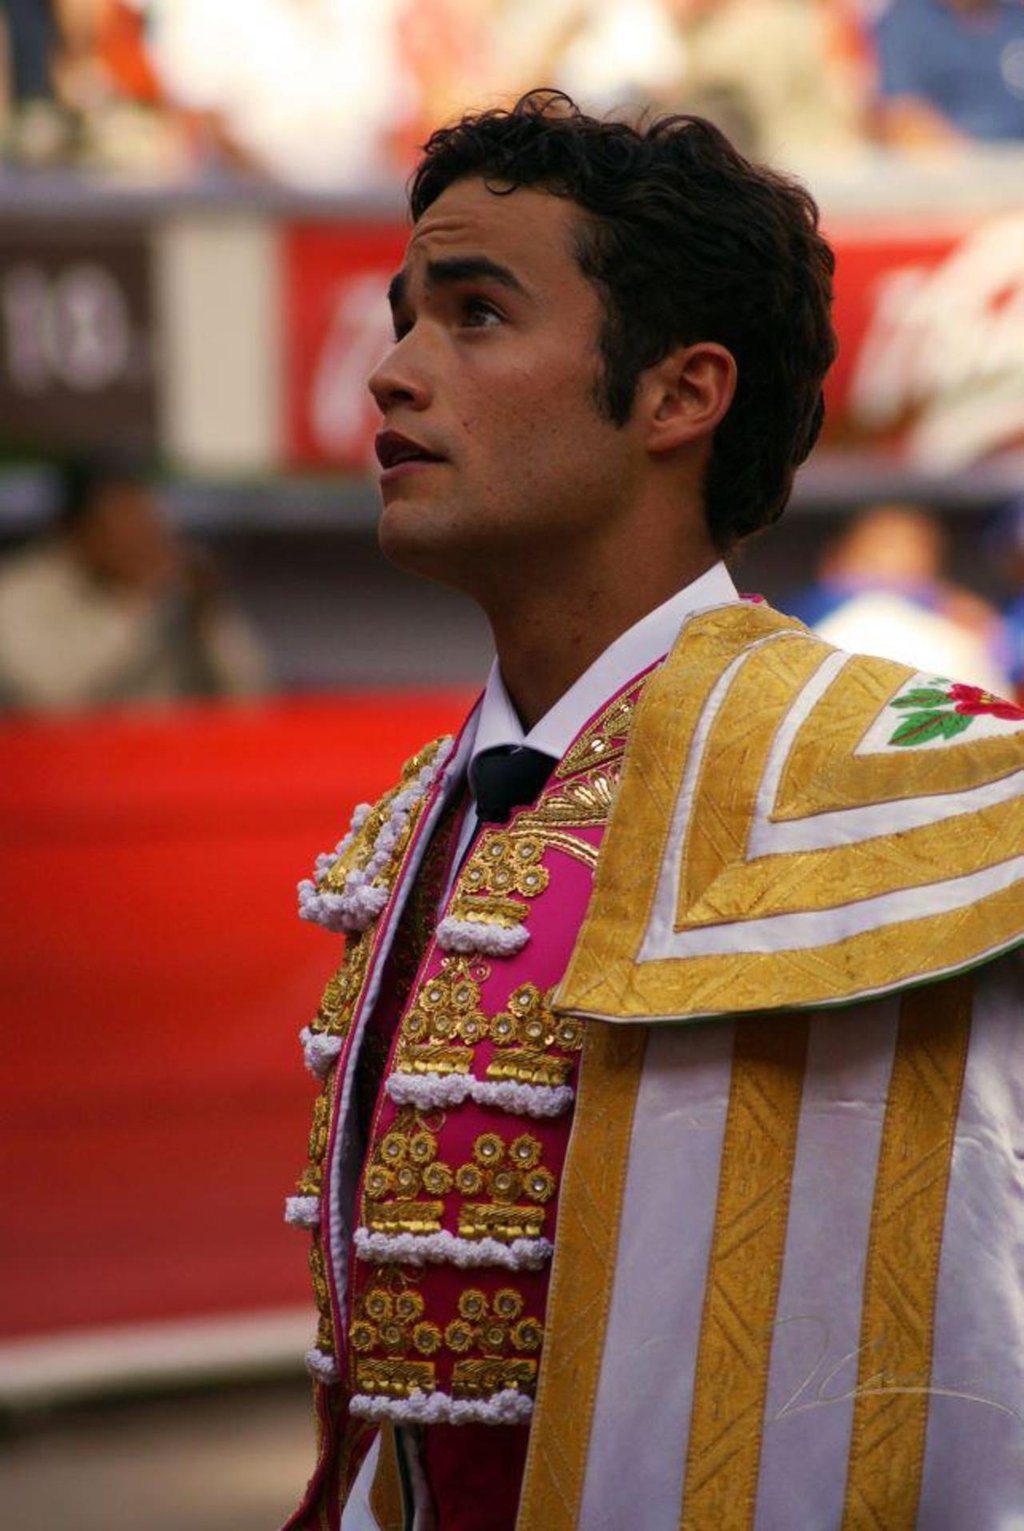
[360,600,1024,1531]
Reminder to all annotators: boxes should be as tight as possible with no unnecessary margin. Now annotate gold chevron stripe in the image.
[679,1014,809,1530]
[777,658,1024,818]
[558,865,1022,1023]
[516,1021,648,1531]
[680,636,827,917]
[369,1423,405,1531]
[841,974,972,1529]
[679,795,1024,930]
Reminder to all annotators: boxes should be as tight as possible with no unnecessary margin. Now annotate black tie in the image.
[471,746,556,825]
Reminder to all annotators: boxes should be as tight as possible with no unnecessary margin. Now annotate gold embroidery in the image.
[356,1358,436,1398]
[517,1023,647,1531]
[680,1015,809,1531]
[473,1132,505,1166]
[307,1091,330,1162]
[841,975,972,1529]
[321,738,448,898]
[439,1288,544,1376]
[556,602,1024,1023]
[366,1199,445,1235]
[458,1203,546,1241]
[452,1359,538,1399]
[485,1050,573,1087]
[311,931,371,1037]
[448,832,550,928]
[509,1134,542,1169]
[399,1043,472,1076]
[555,690,638,780]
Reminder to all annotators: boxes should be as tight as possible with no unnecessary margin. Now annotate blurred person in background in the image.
[870,0,1024,148]
[0,458,270,712]
[1,0,71,164]
[989,495,1024,697]
[285,92,1024,1531]
[484,0,868,163]
[788,500,1013,691]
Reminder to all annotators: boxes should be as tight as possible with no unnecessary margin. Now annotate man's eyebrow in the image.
[387,256,529,311]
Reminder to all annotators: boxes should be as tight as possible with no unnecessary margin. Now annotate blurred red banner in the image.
[0,692,472,1340]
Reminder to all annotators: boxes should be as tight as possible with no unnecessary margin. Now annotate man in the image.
[0,459,269,710]
[285,92,1024,1530]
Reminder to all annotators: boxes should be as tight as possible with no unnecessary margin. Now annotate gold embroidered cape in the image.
[555,599,1024,1023]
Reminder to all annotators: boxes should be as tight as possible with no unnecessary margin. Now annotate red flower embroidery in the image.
[947,683,1024,721]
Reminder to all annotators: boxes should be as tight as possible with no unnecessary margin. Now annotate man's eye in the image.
[462,297,502,328]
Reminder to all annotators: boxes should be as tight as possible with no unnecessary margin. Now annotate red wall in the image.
[0,693,471,1339]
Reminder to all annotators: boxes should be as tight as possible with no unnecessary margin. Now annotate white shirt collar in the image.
[470,561,739,767]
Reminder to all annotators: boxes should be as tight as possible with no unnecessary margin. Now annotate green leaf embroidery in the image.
[890,709,973,747]
[890,688,951,710]
[939,711,973,740]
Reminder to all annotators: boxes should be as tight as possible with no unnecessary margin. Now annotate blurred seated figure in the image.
[0,460,270,713]
[787,501,1012,693]
[871,0,1024,148]
[988,496,1024,698]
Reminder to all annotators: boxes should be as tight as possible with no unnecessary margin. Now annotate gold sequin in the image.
[408,1132,437,1165]
[457,1290,488,1322]
[364,1291,393,1322]
[473,1133,505,1166]
[525,1167,556,1203]
[394,1291,425,1322]
[509,1135,542,1170]
[413,1322,443,1356]
[511,1318,543,1352]
[489,1168,522,1204]
[422,1162,454,1196]
[445,1319,475,1353]
[350,1321,376,1353]
[379,1132,407,1166]
[493,1289,524,1321]
[455,1164,484,1196]
[363,1166,392,1200]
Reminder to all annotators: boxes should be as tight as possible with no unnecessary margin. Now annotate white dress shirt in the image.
[450,562,739,872]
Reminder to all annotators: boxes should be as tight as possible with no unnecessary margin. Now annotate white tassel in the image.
[353,1227,552,1270]
[350,1387,533,1426]
[435,917,529,957]
[304,1347,339,1383]
[284,1194,321,1229]
[300,1027,343,1077]
[386,1071,574,1118]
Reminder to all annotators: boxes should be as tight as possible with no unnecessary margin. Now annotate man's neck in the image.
[485,551,720,730]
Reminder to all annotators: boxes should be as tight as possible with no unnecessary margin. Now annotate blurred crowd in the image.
[2,0,1024,185]
[1,472,1023,715]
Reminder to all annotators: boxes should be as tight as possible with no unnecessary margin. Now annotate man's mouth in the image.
[375,431,447,472]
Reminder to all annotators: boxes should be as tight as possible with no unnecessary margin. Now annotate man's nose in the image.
[367,334,431,414]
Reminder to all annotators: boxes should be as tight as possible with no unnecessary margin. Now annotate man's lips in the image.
[374,430,448,474]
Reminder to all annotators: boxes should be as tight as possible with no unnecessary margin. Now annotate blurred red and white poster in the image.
[283,222,405,471]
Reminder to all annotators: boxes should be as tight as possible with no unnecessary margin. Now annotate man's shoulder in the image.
[556,602,1024,1022]
[644,598,1024,808]
[297,734,454,935]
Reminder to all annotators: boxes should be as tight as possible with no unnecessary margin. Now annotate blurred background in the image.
[1,2,1023,1526]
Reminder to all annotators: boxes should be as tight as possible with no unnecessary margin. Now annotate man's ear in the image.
[639,342,737,456]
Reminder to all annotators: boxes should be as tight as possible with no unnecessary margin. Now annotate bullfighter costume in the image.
[284,566,1024,1530]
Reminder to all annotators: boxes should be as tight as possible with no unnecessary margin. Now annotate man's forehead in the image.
[405,177,576,268]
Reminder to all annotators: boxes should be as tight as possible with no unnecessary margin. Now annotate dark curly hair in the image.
[410,91,837,551]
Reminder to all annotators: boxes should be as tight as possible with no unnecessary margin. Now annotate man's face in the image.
[368,177,640,593]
